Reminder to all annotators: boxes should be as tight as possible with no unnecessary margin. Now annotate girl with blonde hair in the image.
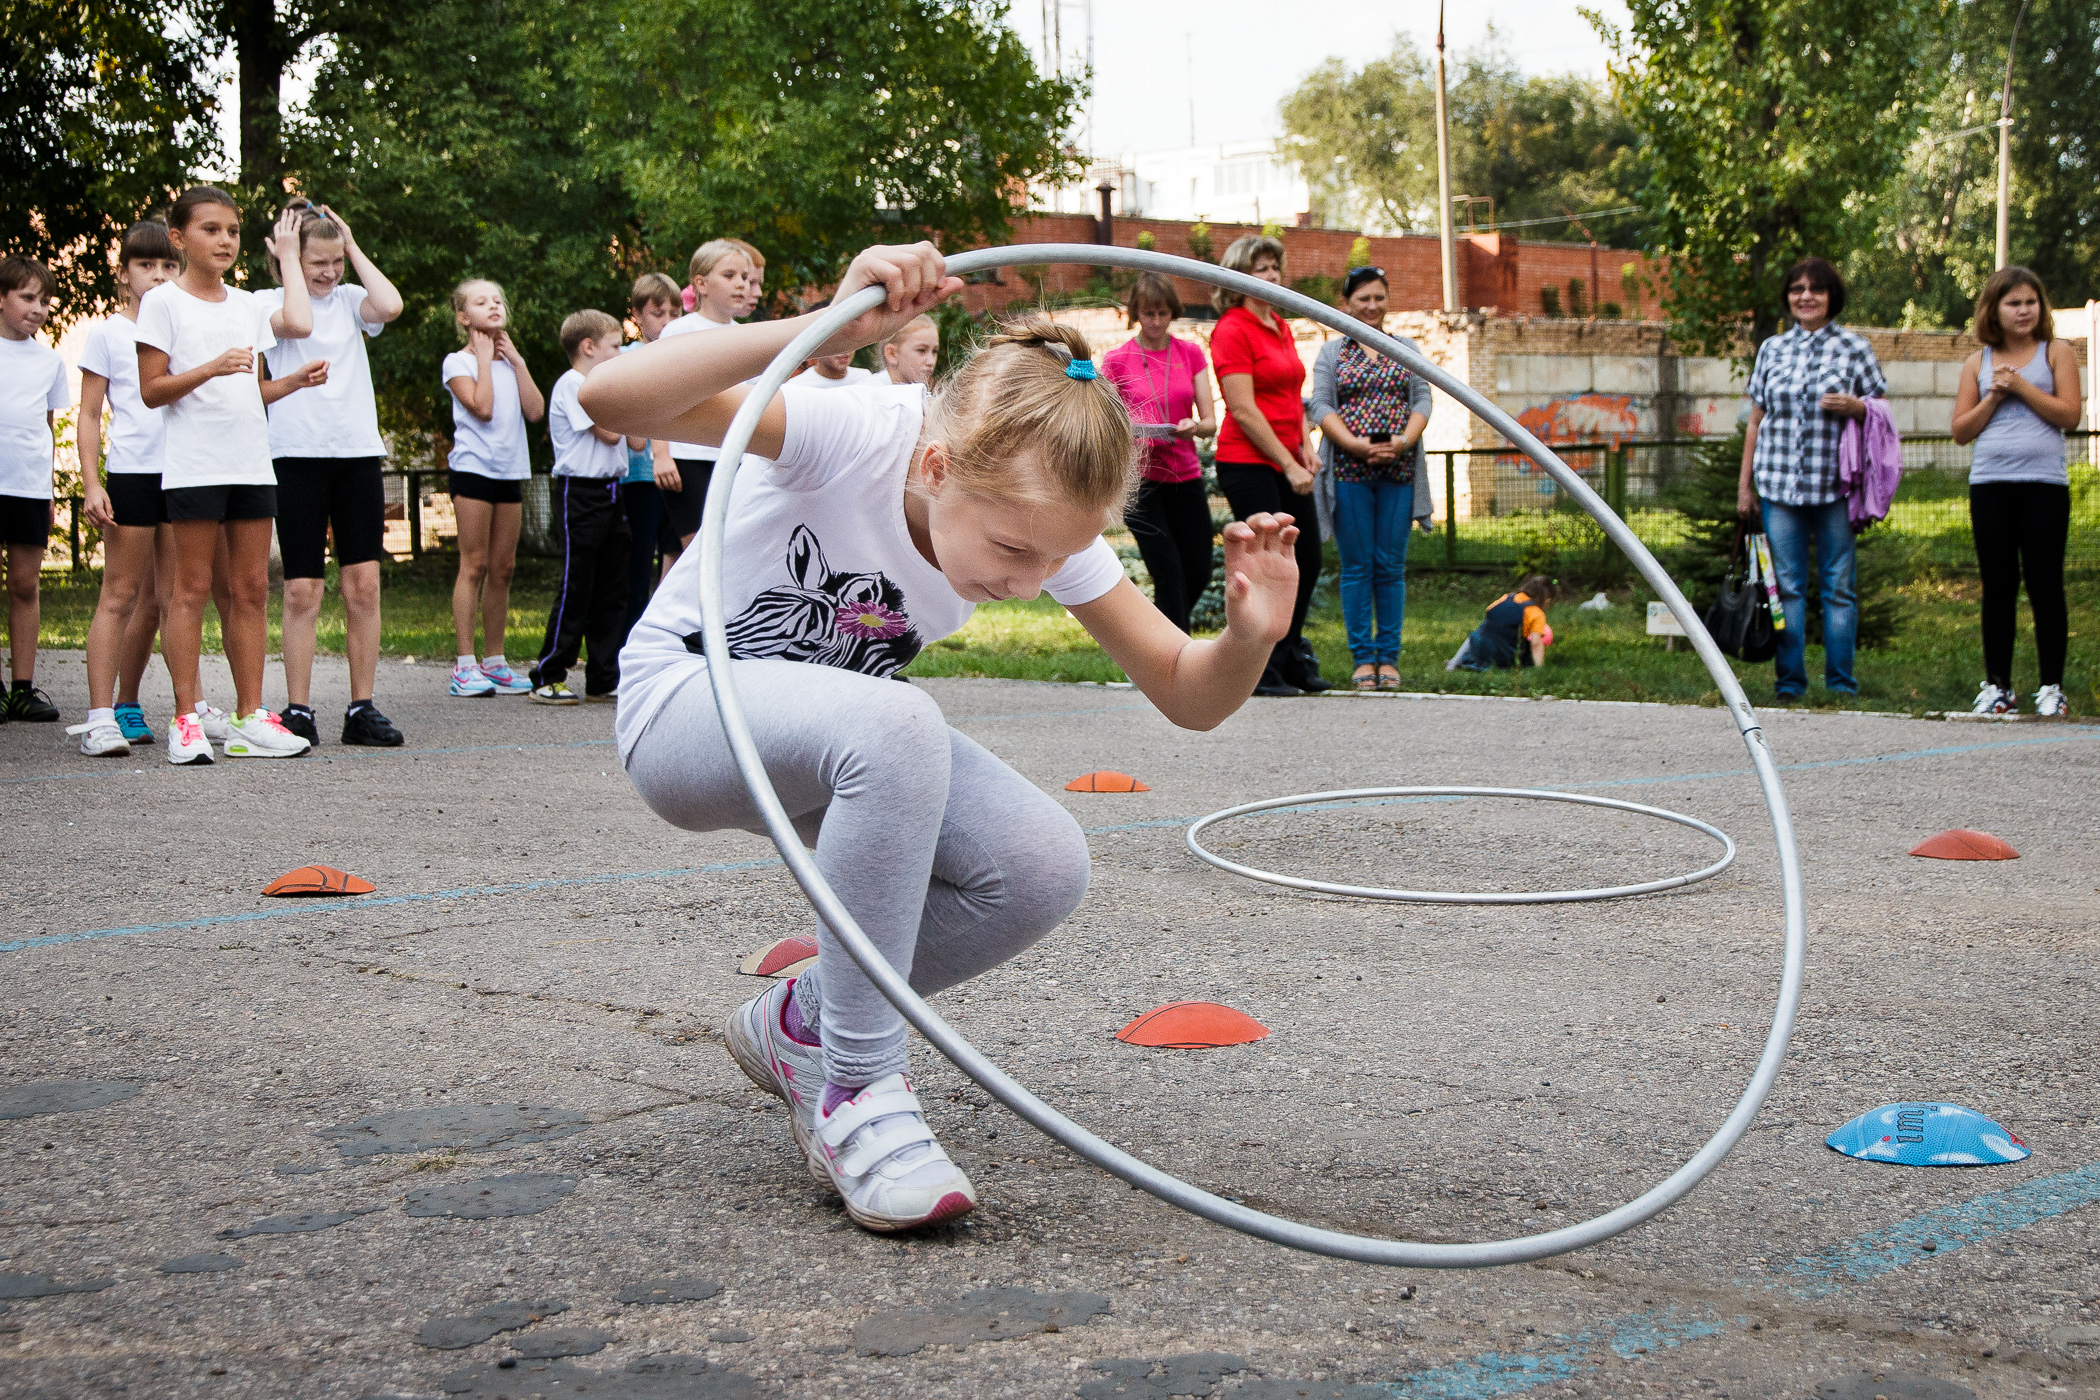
[584,243,1303,1235]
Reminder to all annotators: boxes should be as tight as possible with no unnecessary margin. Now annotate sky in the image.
[1005,0,1630,156]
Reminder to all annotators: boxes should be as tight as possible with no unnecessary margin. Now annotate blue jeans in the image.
[1333,478,1412,665]
[1761,498,1856,695]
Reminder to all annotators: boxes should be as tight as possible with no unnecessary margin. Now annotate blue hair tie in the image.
[1065,358,1098,381]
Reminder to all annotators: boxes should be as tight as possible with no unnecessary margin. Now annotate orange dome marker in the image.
[1116,1001,1269,1049]
[1065,770,1149,793]
[262,865,376,897]
[738,936,819,978]
[1909,829,2019,861]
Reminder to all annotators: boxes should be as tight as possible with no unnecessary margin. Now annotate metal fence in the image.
[1421,432,2100,571]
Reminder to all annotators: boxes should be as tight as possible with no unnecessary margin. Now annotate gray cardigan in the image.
[1306,332,1436,539]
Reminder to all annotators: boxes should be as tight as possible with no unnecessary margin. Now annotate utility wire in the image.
[1457,204,1642,234]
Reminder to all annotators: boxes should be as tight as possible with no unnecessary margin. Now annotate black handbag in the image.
[1704,530,1777,662]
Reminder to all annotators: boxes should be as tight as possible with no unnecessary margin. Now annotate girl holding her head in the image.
[1211,234,1328,695]
[583,242,1301,1235]
[257,202,406,744]
[1950,266,2084,717]
[442,276,545,697]
[136,186,326,763]
[70,222,180,755]
[1100,272,1216,633]
[655,239,755,564]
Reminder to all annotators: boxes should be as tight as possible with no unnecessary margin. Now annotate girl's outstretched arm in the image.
[1070,513,1299,731]
[581,242,962,449]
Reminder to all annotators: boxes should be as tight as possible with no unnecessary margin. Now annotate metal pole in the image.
[1434,1,1457,311]
[408,472,422,559]
[1443,451,1457,564]
[1994,0,2031,270]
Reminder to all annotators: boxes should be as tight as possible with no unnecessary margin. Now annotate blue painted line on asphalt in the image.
[1776,1158,2100,1296]
[0,857,785,954]
[1380,1307,1733,1398]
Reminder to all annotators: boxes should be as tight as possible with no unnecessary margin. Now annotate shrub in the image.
[1539,285,1562,317]
[1134,230,1156,252]
[1186,223,1213,262]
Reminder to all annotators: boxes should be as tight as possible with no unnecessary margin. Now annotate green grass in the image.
[35,554,564,661]
[36,552,2098,716]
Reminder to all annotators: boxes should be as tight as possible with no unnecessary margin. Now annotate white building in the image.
[1035,140,1318,228]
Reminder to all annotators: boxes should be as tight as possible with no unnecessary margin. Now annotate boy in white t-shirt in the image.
[796,303,876,390]
[528,310,640,704]
[0,257,71,723]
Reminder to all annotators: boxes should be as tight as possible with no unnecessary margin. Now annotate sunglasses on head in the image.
[1344,265,1387,294]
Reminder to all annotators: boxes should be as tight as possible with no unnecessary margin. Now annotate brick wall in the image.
[959,213,1664,320]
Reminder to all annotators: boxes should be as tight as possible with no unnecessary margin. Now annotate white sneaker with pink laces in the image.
[167,711,215,765]
[223,708,311,758]
[812,1074,976,1232]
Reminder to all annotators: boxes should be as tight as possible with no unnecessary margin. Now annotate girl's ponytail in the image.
[921,312,1136,521]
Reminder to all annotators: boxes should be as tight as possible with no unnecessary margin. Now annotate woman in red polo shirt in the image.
[1212,234,1327,695]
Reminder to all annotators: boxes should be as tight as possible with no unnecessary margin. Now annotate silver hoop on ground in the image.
[697,244,1807,1268]
[1186,786,1736,904]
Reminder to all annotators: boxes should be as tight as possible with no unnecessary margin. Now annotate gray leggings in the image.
[624,658,1090,1085]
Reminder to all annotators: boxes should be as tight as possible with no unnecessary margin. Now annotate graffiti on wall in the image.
[1514,394,1640,446]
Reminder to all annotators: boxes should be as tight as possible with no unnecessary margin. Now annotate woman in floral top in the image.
[1308,267,1433,689]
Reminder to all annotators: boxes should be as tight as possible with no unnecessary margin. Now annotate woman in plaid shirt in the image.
[1735,257,1887,700]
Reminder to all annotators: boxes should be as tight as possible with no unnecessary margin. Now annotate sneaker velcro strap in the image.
[831,1115,944,1179]
[815,1084,925,1146]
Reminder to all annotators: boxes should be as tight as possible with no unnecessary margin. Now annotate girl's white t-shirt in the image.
[615,382,1125,759]
[442,350,529,479]
[75,317,164,475]
[132,282,277,489]
[0,337,72,498]
[655,312,734,458]
[256,284,384,459]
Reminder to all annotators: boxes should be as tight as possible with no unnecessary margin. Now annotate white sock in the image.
[457,654,477,670]
[195,701,213,716]
[482,654,506,669]
[87,706,115,726]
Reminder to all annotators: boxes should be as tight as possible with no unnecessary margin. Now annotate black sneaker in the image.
[1252,660,1303,698]
[5,685,59,722]
[280,706,321,745]
[342,704,404,747]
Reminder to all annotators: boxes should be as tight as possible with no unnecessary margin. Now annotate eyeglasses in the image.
[1348,265,1385,279]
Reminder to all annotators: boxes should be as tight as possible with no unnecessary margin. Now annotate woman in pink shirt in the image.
[1101,274,1216,632]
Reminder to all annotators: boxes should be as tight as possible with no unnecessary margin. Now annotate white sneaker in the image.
[223,708,312,758]
[197,703,234,742]
[167,711,215,765]
[66,719,131,757]
[2033,683,2067,718]
[725,979,828,1184]
[1970,682,2016,716]
[812,1073,976,1232]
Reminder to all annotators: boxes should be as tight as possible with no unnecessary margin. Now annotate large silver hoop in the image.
[696,245,1805,1267]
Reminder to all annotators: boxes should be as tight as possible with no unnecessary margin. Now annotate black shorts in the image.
[162,482,277,523]
[660,458,713,551]
[275,455,386,578]
[0,494,52,548]
[106,473,166,529]
[448,470,524,506]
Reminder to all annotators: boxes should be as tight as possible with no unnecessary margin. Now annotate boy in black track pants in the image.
[530,310,637,704]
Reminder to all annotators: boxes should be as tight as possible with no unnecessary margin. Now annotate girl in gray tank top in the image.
[1969,341,2067,485]
[1950,266,2085,718]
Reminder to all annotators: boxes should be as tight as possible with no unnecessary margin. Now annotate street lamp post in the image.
[1994,0,2031,271]
[1434,1,1457,311]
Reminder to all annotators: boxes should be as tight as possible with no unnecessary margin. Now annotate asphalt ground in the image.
[4,648,2099,1399]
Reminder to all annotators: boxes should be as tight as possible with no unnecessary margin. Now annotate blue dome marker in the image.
[1826,1103,2031,1166]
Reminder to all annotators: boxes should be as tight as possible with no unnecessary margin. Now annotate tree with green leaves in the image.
[576,0,1080,295]
[1596,0,1941,354]
[1844,0,2099,328]
[1279,30,1638,240]
[2,0,214,320]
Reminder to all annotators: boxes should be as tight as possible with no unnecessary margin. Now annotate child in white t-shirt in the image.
[137,189,325,764]
[654,239,751,565]
[0,256,70,724]
[68,225,181,755]
[255,202,407,748]
[441,277,545,697]
[527,310,640,704]
[618,272,683,642]
[587,242,1304,1235]
[795,301,876,389]
[879,314,939,386]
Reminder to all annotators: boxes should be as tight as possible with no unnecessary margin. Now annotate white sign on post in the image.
[1647,602,1687,649]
